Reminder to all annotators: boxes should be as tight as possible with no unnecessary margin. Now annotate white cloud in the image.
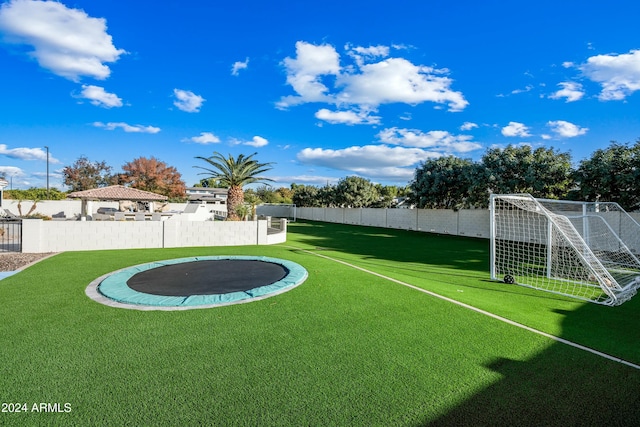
[297,145,438,180]
[549,81,584,102]
[580,49,640,101]
[0,0,125,81]
[183,132,221,144]
[245,136,269,147]
[501,121,531,137]
[0,144,59,163]
[0,166,24,177]
[268,175,339,186]
[336,57,468,111]
[511,85,533,95]
[278,41,468,113]
[377,127,481,153]
[315,108,381,125]
[231,57,249,76]
[231,136,269,147]
[547,120,588,138]
[460,122,478,131]
[346,44,390,66]
[277,41,341,108]
[79,85,122,108]
[347,44,390,58]
[93,122,160,134]
[173,89,205,112]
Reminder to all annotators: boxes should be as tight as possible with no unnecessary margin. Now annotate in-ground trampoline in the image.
[86,256,308,310]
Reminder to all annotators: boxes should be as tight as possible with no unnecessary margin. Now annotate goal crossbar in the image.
[490,194,640,306]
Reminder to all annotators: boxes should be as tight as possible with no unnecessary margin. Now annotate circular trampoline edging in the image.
[85,256,308,311]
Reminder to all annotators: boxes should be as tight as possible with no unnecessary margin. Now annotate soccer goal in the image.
[490,194,640,306]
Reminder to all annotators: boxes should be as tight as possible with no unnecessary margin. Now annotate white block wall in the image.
[311,207,326,221]
[387,209,418,230]
[344,209,362,225]
[325,208,344,223]
[361,208,386,227]
[287,206,638,243]
[418,209,458,234]
[458,209,491,238]
[296,207,490,240]
[22,219,285,253]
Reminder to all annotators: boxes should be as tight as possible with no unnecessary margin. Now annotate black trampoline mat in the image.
[126,260,289,296]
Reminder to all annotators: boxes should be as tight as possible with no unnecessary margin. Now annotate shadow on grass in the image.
[290,220,640,425]
[289,220,489,273]
[427,299,640,426]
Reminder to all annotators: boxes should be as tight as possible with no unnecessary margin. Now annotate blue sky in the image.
[1,0,640,190]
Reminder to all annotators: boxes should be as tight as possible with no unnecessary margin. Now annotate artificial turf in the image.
[1,220,639,426]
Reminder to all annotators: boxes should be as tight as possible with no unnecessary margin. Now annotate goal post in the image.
[490,194,640,306]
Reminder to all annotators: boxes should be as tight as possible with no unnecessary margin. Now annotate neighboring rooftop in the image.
[186,187,227,203]
[68,185,168,201]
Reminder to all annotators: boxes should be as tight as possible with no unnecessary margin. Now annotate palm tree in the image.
[194,152,274,220]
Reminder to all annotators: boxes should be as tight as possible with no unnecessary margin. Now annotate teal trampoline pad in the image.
[86,256,308,310]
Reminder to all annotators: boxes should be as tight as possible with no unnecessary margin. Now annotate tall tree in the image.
[476,145,572,206]
[291,184,320,207]
[63,156,112,192]
[572,140,640,210]
[275,187,294,204]
[371,184,399,208]
[195,177,224,188]
[194,152,274,220]
[255,185,280,204]
[116,156,186,199]
[334,176,379,208]
[411,156,476,209]
[317,184,337,207]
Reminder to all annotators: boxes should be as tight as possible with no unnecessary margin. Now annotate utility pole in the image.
[45,146,50,199]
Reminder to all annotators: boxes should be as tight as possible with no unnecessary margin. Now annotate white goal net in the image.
[490,194,640,306]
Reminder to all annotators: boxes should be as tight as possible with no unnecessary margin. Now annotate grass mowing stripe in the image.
[3,229,640,424]
[286,220,640,365]
[289,245,640,371]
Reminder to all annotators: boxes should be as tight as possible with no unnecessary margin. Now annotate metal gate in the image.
[0,218,22,252]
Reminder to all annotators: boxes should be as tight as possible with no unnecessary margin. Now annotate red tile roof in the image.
[67,185,168,201]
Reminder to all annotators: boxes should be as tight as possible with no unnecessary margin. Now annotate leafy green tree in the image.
[5,187,64,217]
[275,187,294,204]
[371,184,400,208]
[291,184,320,207]
[5,187,67,201]
[194,152,274,220]
[317,184,337,207]
[63,156,112,191]
[411,156,476,209]
[195,178,224,188]
[572,140,640,210]
[334,176,379,208]
[255,185,280,204]
[475,145,573,206]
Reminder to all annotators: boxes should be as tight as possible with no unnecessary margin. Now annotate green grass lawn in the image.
[1,220,639,426]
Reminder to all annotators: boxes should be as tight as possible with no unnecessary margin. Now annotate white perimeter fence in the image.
[22,219,287,253]
[292,206,640,248]
[297,207,491,238]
